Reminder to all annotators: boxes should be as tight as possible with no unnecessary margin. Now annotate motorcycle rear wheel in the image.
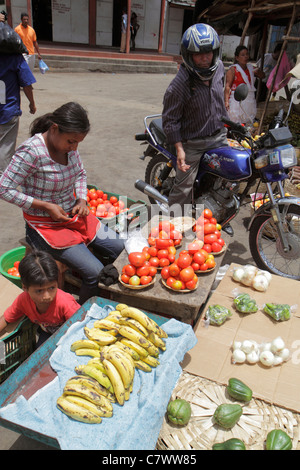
[249,203,300,280]
[145,154,175,205]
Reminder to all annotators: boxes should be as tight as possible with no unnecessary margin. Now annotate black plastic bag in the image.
[0,22,28,54]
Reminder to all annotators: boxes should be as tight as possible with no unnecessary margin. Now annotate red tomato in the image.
[102,193,108,200]
[158,221,175,233]
[168,263,180,277]
[90,206,97,215]
[214,230,221,239]
[161,266,170,280]
[148,237,156,247]
[204,233,218,244]
[191,262,200,271]
[172,280,183,291]
[179,266,195,282]
[159,258,170,267]
[96,189,104,198]
[155,238,172,249]
[210,217,217,225]
[177,253,192,269]
[14,261,20,269]
[129,275,141,286]
[218,237,225,246]
[140,275,152,285]
[150,226,159,238]
[204,223,217,235]
[121,273,130,284]
[166,276,176,288]
[124,264,136,277]
[203,244,212,253]
[118,200,125,210]
[193,252,206,266]
[7,267,18,275]
[169,229,182,241]
[89,191,98,200]
[148,266,157,277]
[110,196,118,205]
[211,241,222,253]
[188,241,202,254]
[89,199,98,208]
[128,252,147,267]
[136,265,150,277]
[157,249,169,260]
[199,262,208,271]
[167,253,175,263]
[149,256,160,267]
[148,246,158,257]
[168,246,177,255]
[185,274,198,290]
[202,208,213,219]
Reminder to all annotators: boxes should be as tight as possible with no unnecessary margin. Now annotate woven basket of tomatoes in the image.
[120,250,157,289]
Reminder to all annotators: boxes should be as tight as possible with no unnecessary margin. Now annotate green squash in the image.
[167,398,191,426]
[212,438,246,450]
[213,403,243,429]
[266,429,292,450]
[227,378,253,402]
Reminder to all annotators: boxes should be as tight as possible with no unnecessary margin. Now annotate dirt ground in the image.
[0,71,254,450]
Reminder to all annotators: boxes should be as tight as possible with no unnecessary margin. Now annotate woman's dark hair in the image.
[19,250,59,288]
[30,102,90,136]
[234,45,248,61]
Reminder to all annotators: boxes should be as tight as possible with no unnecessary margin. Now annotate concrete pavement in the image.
[0,71,253,450]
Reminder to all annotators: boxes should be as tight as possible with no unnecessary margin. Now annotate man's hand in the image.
[175,143,190,172]
[0,13,5,22]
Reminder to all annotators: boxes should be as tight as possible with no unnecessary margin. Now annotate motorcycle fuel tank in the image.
[200,145,252,180]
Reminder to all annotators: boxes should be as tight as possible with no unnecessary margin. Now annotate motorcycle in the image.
[134,82,300,280]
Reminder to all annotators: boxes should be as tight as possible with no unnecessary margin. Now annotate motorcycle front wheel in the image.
[249,203,300,279]
[145,154,176,205]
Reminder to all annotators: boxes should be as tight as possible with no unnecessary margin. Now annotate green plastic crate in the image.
[0,246,26,288]
[87,185,148,233]
[0,317,37,384]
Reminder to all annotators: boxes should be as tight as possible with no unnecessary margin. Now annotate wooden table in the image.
[98,218,228,325]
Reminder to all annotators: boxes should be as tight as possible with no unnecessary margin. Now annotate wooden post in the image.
[256,18,269,103]
[89,0,96,46]
[158,0,166,53]
[126,0,131,53]
[240,0,255,45]
[258,3,297,133]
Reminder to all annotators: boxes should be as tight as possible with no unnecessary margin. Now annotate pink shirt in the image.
[4,289,80,334]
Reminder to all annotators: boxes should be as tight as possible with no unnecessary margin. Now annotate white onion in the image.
[256,270,272,283]
[278,348,290,361]
[273,356,283,366]
[247,350,259,364]
[241,266,257,286]
[232,349,246,364]
[252,273,270,292]
[270,337,285,353]
[259,350,275,367]
[232,267,245,282]
[232,340,242,350]
[241,340,256,354]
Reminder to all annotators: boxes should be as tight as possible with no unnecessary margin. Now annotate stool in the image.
[19,238,82,290]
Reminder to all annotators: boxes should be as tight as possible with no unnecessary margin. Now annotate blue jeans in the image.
[26,223,125,304]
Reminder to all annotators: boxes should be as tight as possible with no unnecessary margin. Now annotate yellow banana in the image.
[102,358,125,406]
[118,325,153,350]
[70,339,100,351]
[75,364,114,394]
[119,317,149,337]
[63,382,113,411]
[62,394,113,418]
[102,349,133,389]
[147,331,166,351]
[87,358,106,374]
[112,341,140,360]
[93,319,120,334]
[142,355,160,367]
[115,303,128,312]
[107,312,123,324]
[147,317,168,339]
[84,327,117,345]
[108,344,136,371]
[120,338,148,358]
[134,360,152,373]
[144,342,159,357]
[66,374,108,396]
[75,348,101,358]
[57,395,102,424]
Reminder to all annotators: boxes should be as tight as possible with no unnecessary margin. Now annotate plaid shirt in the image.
[0,133,87,216]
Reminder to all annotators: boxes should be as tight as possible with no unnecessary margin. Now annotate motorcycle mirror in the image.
[234,83,248,102]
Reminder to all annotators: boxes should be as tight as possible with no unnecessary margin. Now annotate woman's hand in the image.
[45,203,71,222]
[71,199,90,217]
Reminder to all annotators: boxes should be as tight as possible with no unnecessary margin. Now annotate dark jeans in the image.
[26,223,125,304]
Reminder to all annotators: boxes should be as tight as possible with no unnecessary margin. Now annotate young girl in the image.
[0,251,80,347]
[224,46,263,125]
[0,102,124,304]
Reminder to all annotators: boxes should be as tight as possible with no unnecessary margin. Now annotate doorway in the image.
[32,0,53,42]
[112,0,127,47]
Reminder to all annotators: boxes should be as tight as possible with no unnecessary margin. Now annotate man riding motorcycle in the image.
[162,23,229,211]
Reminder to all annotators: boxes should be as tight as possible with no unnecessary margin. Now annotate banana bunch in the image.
[56,374,114,424]
[65,303,168,415]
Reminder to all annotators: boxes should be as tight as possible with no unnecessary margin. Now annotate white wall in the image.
[96,0,113,46]
[220,35,249,61]
[52,0,89,44]
[9,0,27,28]
[164,6,183,54]
[130,0,161,50]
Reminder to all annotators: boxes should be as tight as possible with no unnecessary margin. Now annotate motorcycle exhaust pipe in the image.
[135,179,169,205]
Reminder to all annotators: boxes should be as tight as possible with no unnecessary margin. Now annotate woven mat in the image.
[156,371,300,450]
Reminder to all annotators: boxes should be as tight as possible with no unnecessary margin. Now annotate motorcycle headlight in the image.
[254,154,268,169]
[280,145,296,168]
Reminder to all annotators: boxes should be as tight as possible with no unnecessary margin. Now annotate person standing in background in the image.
[130,12,140,51]
[0,13,36,174]
[120,8,128,53]
[15,12,42,73]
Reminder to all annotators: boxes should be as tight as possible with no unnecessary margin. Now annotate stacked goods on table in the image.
[56,304,167,424]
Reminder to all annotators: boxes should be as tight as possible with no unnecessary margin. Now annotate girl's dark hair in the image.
[30,102,90,136]
[234,45,248,60]
[19,250,59,288]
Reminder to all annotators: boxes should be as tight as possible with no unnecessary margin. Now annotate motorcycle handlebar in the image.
[135,133,149,141]
[221,117,247,135]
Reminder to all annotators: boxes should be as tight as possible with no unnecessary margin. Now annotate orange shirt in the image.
[14,24,37,55]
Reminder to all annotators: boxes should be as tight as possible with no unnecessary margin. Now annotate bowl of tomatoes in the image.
[0,246,25,288]
[120,250,157,289]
